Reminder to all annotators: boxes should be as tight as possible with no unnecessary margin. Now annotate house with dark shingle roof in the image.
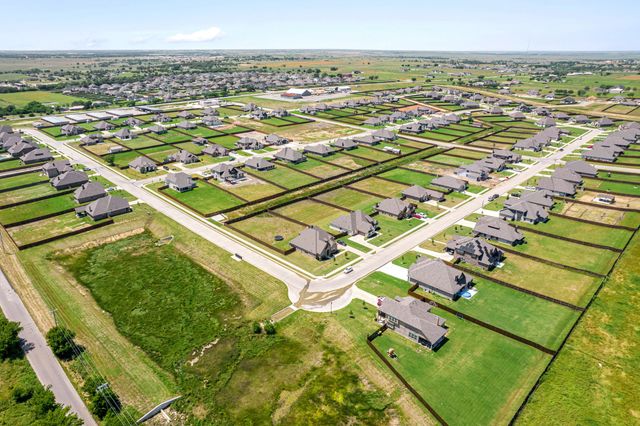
[77,195,130,221]
[42,159,72,178]
[564,160,597,177]
[402,185,445,202]
[377,296,447,349]
[165,172,196,192]
[245,157,275,171]
[330,210,377,237]
[536,176,577,197]
[211,164,245,183]
[74,181,107,203]
[375,198,416,219]
[21,148,53,164]
[303,144,334,157]
[446,236,503,270]
[274,147,306,163]
[264,134,290,146]
[408,258,473,300]
[202,144,229,157]
[332,138,357,150]
[129,156,157,173]
[473,216,524,245]
[51,170,89,190]
[431,176,467,192]
[290,226,337,260]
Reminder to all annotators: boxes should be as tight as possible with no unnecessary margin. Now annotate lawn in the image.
[555,200,640,228]
[208,134,240,149]
[519,215,633,249]
[0,172,48,191]
[273,199,346,233]
[324,152,375,170]
[349,177,408,198]
[0,182,59,206]
[107,150,141,168]
[139,146,179,163]
[116,135,163,150]
[464,251,602,307]
[596,171,640,184]
[287,157,346,178]
[0,158,25,171]
[0,193,76,225]
[232,213,305,251]
[150,130,191,144]
[315,187,381,214]
[249,166,318,189]
[372,310,550,425]
[8,212,96,246]
[345,146,395,162]
[517,232,640,425]
[0,90,86,107]
[160,182,244,214]
[583,177,640,196]
[368,215,422,246]
[179,126,225,138]
[498,231,619,275]
[214,179,282,201]
[378,167,436,187]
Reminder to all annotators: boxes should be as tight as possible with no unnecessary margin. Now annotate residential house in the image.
[402,185,445,202]
[168,150,200,165]
[77,195,131,220]
[21,148,53,164]
[473,216,524,245]
[408,258,473,300]
[492,149,521,163]
[165,172,196,192]
[147,124,167,134]
[80,134,103,145]
[128,156,157,173]
[375,198,416,219]
[74,181,107,203]
[236,137,263,150]
[431,176,467,192]
[211,164,245,183]
[42,159,72,178]
[372,129,397,141]
[564,160,597,177]
[60,124,84,136]
[446,236,503,270]
[93,121,115,131]
[582,147,618,163]
[113,128,134,140]
[290,226,337,260]
[51,170,89,190]
[244,157,275,171]
[376,296,447,349]
[332,138,357,150]
[274,147,306,163]
[202,144,229,157]
[353,135,379,146]
[536,177,577,197]
[264,134,290,145]
[303,144,334,157]
[176,121,197,130]
[330,210,378,237]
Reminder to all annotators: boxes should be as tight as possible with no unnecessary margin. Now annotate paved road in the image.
[0,268,96,425]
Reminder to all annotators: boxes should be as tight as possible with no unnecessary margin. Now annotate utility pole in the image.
[50,308,58,326]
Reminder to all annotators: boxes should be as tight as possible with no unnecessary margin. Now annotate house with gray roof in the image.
[8,141,38,158]
[236,137,263,150]
[202,116,223,127]
[500,191,550,223]
[51,170,89,190]
[123,117,143,127]
[211,164,244,183]
[147,124,167,134]
[42,159,72,178]
[509,111,525,120]
[165,172,196,192]
[176,121,197,130]
[330,210,378,237]
[303,144,334,157]
[114,128,134,140]
[570,115,590,124]
[177,111,195,119]
[21,148,53,164]
[473,216,524,245]
[408,258,473,300]
[456,163,490,181]
[402,185,445,202]
[491,149,521,163]
[581,147,618,163]
[290,226,337,260]
[128,156,157,173]
[536,117,556,128]
[564,160,597,177]
[353,135,379,146]
[245,157,275,171]
[332,138,357,150]
[376,296,447,349]
[264,134,290,146]
[593,117,614,127]
[552,167,583,184]
[372,129,397,141]
[446,236,503,270]
[274,147,306,163]
[60,124,84,136]
[80,134,103,146]
[77,195,130,221]
[168,150,200,165]
[202,144,229,157]
[93,121,115,131]
[74,181,107,203]
[431,175,467,192]
[536,176,577,197]
[375,198,416,219]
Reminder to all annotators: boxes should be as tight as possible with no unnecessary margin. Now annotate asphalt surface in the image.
[0,268,96,425]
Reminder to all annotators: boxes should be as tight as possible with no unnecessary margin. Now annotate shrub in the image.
[0,317,22,360]
[252,322,262,334]
[264,322,276,335]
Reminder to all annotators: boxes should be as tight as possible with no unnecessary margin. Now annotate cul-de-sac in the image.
[0,2,638,425]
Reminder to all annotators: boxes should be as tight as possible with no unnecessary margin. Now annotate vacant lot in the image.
[232,213,305,251]
[0,172,48,191]
[8,212,95,246]
[0,90,85,107]
[315,187,381,214]
[273,199,345,233]
[159,182,244,214]
[250,165,318,189]
[554,200,640,228]
[0,193,75,225]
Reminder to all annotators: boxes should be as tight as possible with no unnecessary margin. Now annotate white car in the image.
[343,267,353,274]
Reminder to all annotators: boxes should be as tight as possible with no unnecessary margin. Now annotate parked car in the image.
[488,194,499,201]
[337,239,346,246]
[343,266,353,274]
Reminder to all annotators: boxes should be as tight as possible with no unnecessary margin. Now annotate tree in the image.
[46,326,77,360]
[0,316,22,360]
[252,321,262,334]
[91,388,121,419]
[104,154,115,166]
[264,322,276,335]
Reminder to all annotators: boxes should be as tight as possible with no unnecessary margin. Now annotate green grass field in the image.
[160,182,244,214]
[517,232,640,425]
[0,90,86,107]
[250,165,318,189]
[0,172,48,191]
[315,187,381,214]
[0,193,76,225]
[378,167,437,188]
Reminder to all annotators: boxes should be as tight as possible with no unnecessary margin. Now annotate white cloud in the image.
[167,26,222,43]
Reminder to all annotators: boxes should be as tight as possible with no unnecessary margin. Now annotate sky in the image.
[1,0,638,51]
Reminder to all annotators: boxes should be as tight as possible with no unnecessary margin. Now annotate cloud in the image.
[166,26,222,43]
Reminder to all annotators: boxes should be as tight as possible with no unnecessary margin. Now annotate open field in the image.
[0,193,76,225]
[314,187,381,214]
[0,90,86,107]
[553,199,640,228]
[156,181,244,214]
[517,232,640,425]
